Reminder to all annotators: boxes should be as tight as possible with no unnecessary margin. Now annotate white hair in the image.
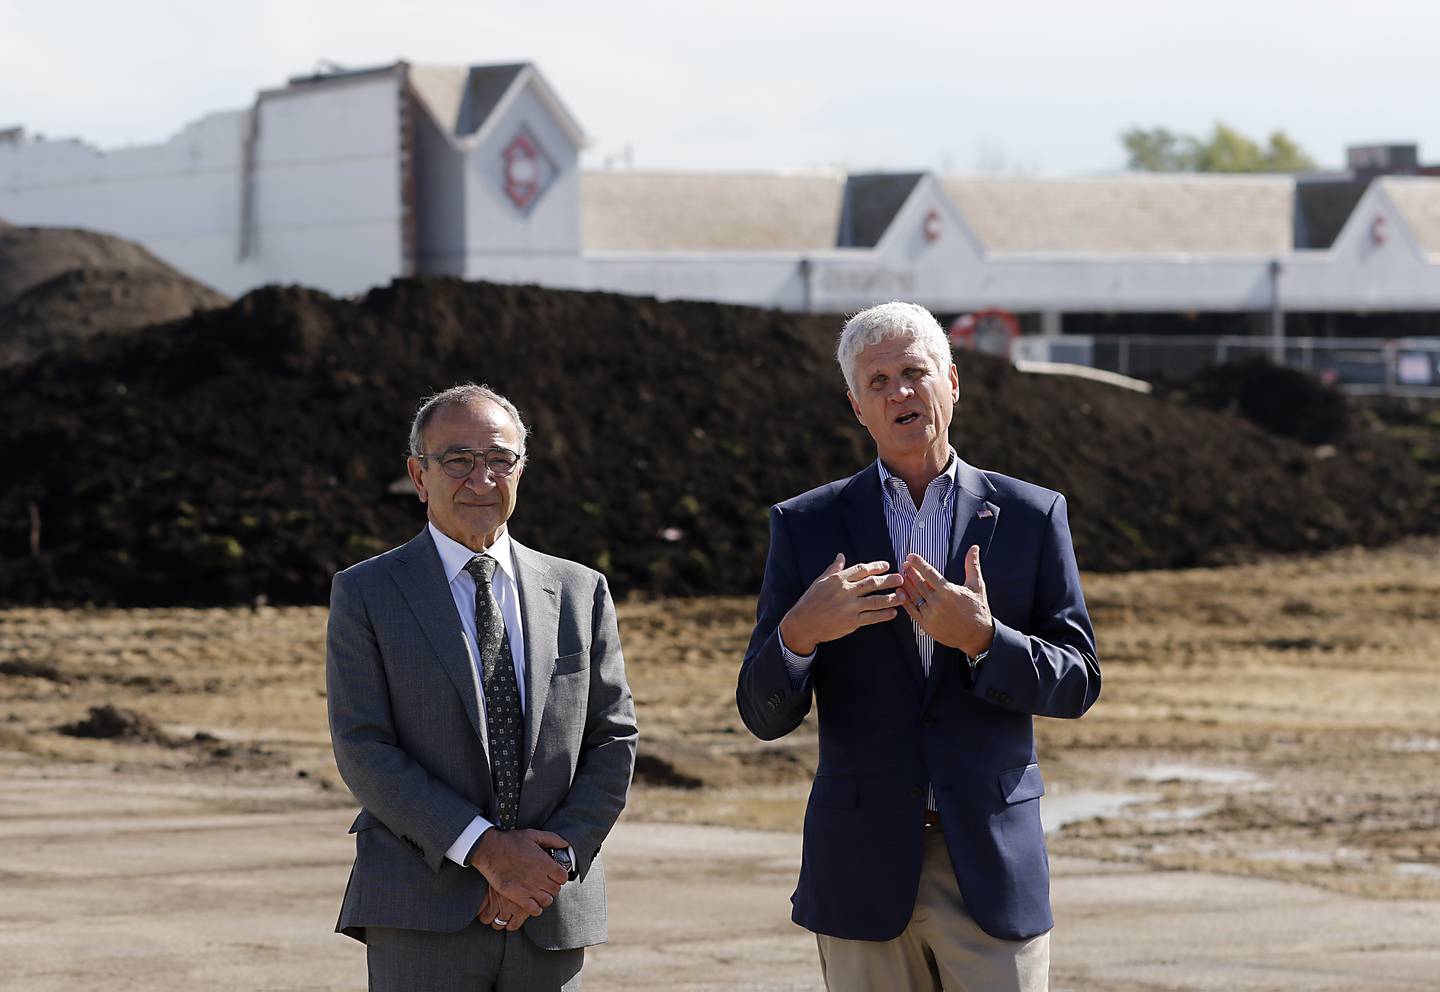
[836,301,953,395]
[408,383,530,458]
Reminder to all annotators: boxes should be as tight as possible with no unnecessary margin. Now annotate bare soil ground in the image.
[2,540,1439,988]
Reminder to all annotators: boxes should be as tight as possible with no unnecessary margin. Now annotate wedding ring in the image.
[492,918,509,927]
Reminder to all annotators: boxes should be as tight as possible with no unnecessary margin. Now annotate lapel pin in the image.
[977,508,993,518]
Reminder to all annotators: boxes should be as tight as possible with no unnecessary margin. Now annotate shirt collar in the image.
[428,521,516,585]
[877,448,959,505]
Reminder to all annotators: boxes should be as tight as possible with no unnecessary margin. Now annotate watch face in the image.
[549,848,572,868]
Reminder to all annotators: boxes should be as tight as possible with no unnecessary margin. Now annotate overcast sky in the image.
[3,0,1436,175]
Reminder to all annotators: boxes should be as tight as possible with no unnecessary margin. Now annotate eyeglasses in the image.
[418,447,523,479]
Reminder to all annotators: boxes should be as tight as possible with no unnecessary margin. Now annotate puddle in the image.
[1389,736,1440,753]
[1256,848,1332,865]
[1137,764,1258,785]
[1041,792,1150,833]
[1395,862,1440,879]
[1144,804,1217,822]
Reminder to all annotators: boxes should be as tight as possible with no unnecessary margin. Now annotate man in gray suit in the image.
[327,383,638,991]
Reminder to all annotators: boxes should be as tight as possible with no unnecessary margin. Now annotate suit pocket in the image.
[553,650,589,676]
[809,774,858,809]
[998,764,1045,804]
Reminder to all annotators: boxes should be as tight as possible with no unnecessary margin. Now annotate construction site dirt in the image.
[2,538,1438,989]
[2,277,1437,608]
[3,240,1440,989]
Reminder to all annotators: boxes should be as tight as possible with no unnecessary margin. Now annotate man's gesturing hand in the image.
[900,547,994,657]
[778,553,906,656]
[469,828,570,918]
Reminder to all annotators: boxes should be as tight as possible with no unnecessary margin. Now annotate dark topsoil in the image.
[0,278,1435,606]
[0,220,228,367]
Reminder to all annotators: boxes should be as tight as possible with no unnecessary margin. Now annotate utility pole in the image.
[1269,259,1285,364]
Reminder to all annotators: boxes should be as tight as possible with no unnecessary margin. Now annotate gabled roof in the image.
[837,173,924,248]
[581,172,845,251]
[1382,177,1440,258]
[1294,179,1369,249]
[938,175,1295,254]
[407,63,585,150]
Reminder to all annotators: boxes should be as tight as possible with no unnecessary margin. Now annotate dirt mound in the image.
[1176,359,1350,445]
[58,704,167,742]
[0,278,1434,606]
[0,221,228,365]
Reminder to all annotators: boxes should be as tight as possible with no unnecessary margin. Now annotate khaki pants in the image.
[816,827,1049,992]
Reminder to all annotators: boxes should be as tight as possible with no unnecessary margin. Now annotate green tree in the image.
[1123,123,1316,173]
[1121,126,1198,172]
[1259,131,1316,172]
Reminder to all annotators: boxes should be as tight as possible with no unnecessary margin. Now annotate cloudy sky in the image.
[3,0,1435,175]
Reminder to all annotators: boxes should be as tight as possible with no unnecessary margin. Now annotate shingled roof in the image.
[581,172,845,251]
[1294,179,1369,250]
[1383,177,1440,258]
[406,63,583,146]
[837,173,924,247]
[939,175,1296,254]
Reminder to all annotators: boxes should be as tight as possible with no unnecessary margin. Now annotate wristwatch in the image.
[548,846,576,879]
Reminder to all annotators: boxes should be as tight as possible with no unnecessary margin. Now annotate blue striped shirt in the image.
[781,451,960,680]
[876,450,959,686]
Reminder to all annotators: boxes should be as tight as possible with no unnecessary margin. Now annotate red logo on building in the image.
[501,128,556,213]
[923,208,943,243]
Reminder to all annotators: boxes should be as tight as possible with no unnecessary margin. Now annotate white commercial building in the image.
[4,60,1440,386]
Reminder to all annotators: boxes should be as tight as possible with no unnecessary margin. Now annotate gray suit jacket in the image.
[326,528,638,949]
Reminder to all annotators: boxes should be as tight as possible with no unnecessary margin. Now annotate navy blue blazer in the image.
[736,458,1100,941]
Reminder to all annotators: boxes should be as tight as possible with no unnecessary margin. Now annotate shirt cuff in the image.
[779,631,816,689]
[445,815,494,867]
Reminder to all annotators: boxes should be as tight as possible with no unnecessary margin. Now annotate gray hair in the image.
[836,301,953,395]
[408,383,530,458]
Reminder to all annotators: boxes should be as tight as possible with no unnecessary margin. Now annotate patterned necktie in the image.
[464,554,523,830]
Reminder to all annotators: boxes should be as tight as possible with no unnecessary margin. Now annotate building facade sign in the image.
[501,126,557,214]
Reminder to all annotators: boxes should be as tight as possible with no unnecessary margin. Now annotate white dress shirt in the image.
[427,522,557,869]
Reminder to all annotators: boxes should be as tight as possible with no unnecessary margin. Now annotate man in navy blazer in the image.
[737,302,1100,992]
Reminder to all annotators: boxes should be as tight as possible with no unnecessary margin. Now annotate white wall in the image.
[0,111,262,295]
[0,72,406,298]
[460,79,583,273]
[249,73,405,293]
[414,97,468,276]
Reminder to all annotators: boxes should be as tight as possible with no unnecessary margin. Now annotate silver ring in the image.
[915,597,926,608]
[492,918,509,927]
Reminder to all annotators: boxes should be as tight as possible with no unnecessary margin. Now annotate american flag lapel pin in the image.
[977,508,993,519]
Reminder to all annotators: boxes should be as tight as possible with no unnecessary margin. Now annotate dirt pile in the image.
[58,704,167,742]
[0,278,1434,606]
[1177,359,1350,445]
[0,220,228,365]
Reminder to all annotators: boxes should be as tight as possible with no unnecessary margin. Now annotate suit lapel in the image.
[945,459,1000,586]
[840,465,925,688]
[511,541,560,776]
[925,460,999,705]
[391,530,490,756]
